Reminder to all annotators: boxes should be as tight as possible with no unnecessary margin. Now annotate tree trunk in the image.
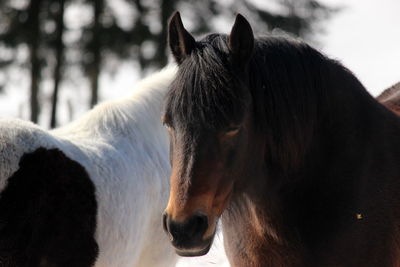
[89,0,103,108]
[50,0,66,128]
[27,0,43,123]
[154,0,174,68]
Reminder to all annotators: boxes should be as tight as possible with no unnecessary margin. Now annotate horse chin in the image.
[174,232,215,257]
[175,242,212,257]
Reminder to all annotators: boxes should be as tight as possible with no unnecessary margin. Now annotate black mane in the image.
[164,34,249,130]
[165,33,373,165]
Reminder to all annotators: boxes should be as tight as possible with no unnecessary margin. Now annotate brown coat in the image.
[378,82,400,115]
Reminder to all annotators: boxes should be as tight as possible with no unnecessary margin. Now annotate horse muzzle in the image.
[163,212,215,256]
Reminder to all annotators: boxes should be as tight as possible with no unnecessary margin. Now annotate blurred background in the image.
[0,0,337,128]
[0,0,398,266]
[0,0,399,129]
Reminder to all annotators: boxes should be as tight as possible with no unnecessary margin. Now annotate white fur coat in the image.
[0,67,178,266]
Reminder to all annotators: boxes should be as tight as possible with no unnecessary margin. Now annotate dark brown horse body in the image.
[163,12,400,267]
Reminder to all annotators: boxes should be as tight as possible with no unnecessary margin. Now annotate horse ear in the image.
[228,14,254,65]
[168,11,196,64]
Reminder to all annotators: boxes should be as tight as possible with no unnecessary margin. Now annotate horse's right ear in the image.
[168,11,196,65]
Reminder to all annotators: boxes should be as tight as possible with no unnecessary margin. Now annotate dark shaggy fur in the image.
[164,34,250,131]
[165,34,370,167]
[0,148,98,267]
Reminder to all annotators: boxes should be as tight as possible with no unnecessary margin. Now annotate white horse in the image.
[0,67,178,266]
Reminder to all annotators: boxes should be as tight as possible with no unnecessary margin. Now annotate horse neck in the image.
[53,67,176,147]
[321,62,400,162]
[223,60,400,265]
[223,186,304,266]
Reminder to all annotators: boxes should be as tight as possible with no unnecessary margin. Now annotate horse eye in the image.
[225,126,240,136]
[161,116,173,131]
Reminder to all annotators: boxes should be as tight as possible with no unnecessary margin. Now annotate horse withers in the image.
[162,12,400,267]
[0,68,178,266]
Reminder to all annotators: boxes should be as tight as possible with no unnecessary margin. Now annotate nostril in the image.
[191,213,208,236]
[163,213,176,242]
[162,212,168,233]
[163,213,210,247]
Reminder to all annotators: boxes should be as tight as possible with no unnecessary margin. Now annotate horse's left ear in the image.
[168,11,196,65]
[228,14,254,65]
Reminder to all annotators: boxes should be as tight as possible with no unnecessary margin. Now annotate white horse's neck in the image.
[50,66,178,266]
[52,66,176,145]
[0,66,178,267]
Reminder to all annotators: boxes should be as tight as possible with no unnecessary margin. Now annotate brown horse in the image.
[162,12,400,267]
[378,82,400,115]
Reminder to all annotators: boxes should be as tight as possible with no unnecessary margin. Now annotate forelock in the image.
[164,34,249,130]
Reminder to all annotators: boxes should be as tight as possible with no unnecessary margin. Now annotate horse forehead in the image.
[174,126,218,146]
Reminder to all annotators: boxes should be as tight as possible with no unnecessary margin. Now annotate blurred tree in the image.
[0,0,338,125]
[80,0,135,108]
[240,0,337,38]
[123,0,338,70]
[0,0,45,123]
[88,0,102,108]
[26,0,43,123]
[50,0,66,128]
[0,0,72,126]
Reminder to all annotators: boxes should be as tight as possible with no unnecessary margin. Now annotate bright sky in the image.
[318,0,400,95]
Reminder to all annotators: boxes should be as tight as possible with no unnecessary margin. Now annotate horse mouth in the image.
[174,242,212,257]
[173,231,215,257]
